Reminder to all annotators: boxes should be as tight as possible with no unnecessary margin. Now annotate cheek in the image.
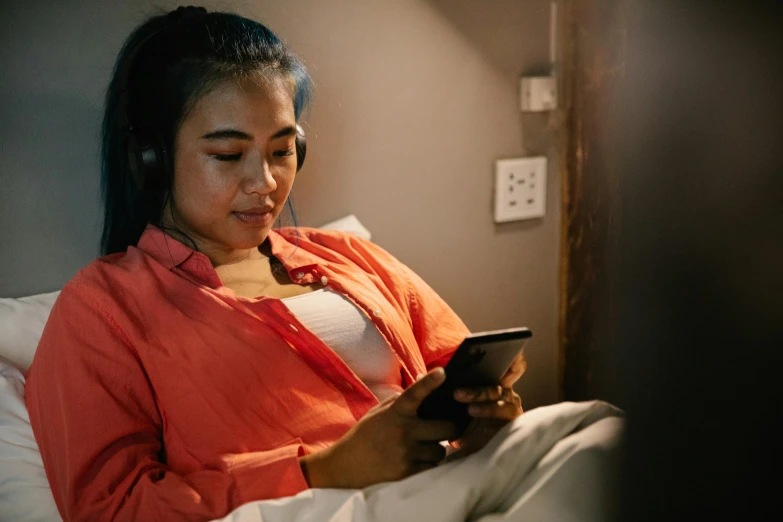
[275,171,296,196]
[173,157,238,216]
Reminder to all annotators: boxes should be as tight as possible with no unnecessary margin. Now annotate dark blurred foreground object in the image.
[612,0,783,519]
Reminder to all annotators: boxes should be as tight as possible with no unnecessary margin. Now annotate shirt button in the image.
[373,309,382,317]
[343,381,354,391]
[289,323,299,333]
[320,275,328,285]
[295,272,305,280]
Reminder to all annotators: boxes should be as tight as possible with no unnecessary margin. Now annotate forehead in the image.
[183,77,295,132]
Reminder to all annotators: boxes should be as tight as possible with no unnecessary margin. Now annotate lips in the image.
[233,206,274,226]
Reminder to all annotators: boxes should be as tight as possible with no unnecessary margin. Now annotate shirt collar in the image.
[266,228,320,270]
[136,224,198,270]
[135,224,321,282]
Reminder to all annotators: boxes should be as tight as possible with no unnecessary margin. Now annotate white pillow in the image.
[0,292,60,373]
[0,358,60,521]
[318,214,372,241]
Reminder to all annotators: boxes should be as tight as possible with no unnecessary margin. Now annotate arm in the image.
[402,265,470,371]
[25,283,309,522]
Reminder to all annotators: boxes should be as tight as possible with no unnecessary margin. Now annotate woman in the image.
[25,6,526,521]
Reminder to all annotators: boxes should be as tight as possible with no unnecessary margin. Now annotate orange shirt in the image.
[25,225,469,522]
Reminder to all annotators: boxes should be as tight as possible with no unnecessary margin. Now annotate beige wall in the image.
[0,0,561,408]
[238,0,563,408]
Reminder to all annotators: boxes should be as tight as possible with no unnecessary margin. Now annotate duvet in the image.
[214,401,623,522]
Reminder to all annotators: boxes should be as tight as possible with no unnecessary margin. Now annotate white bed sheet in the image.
[214,401,624,522]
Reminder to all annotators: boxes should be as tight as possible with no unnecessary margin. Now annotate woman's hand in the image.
[299,368,460,489]
[449,350,527,456]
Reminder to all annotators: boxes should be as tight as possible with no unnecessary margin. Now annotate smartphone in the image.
[416,327,532,435]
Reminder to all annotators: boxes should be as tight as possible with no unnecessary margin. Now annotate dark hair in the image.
[100,6,311,255]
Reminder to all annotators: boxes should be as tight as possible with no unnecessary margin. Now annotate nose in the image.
[242,153,277,195]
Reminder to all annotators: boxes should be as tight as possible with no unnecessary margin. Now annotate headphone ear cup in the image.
[126,131,148,191]
[126,129,169,190]
[295,124,306,172]
[152,131,172,189]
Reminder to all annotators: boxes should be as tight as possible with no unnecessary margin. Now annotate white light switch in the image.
[494,157,547,223]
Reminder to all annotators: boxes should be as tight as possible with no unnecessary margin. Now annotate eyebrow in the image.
[199,126,297,141]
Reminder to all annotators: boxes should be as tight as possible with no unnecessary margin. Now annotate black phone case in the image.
[416,328,531,435]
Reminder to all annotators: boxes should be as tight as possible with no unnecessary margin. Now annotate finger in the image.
[380,391,402,406]
[467,399,523,421]
[500,351,527,388]
[499,387,519,403]
[452,419,505,454]
[448,418,479,445]
[392,367,446,416]
[409,419,461,442]
[412,442,447,464]
[501,352,526,379]
[504,350,526,377]
[453,385,503,403]
[365,391,402,415]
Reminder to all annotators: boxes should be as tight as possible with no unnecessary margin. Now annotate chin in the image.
[229,225,274,249]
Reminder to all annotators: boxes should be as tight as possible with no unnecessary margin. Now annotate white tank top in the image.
[281,288,403,401]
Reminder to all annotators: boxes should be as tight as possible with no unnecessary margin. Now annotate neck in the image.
[204,244,263,268]
[159,203,272,268]
[158,223,269,268]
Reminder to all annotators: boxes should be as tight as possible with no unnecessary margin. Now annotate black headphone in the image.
[118,7,307,192]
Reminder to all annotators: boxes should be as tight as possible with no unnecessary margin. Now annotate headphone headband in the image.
[117,8,307,192]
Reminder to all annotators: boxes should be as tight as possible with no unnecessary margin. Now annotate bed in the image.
[0,216,623,522]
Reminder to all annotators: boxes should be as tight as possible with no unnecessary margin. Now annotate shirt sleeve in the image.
[337,233,471,370]
[25,282,310,522]
[400,263,471,371]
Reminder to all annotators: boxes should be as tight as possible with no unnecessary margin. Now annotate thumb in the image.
[391,367,446,416]
[365,390,402,415]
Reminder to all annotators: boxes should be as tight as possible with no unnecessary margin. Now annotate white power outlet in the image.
[494,157,547,223]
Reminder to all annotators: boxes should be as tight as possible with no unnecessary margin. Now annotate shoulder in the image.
[275,226,368,247]
[65,250,132,289]
[51,256,121,320]
[55,248,158,315]
[274,226,403,268]
[33,258,137,373]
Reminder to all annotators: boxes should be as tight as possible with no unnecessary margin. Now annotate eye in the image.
[212,153,242,162]
[273,148,295,158]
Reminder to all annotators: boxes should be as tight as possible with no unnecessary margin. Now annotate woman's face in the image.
[165,77,298,264]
